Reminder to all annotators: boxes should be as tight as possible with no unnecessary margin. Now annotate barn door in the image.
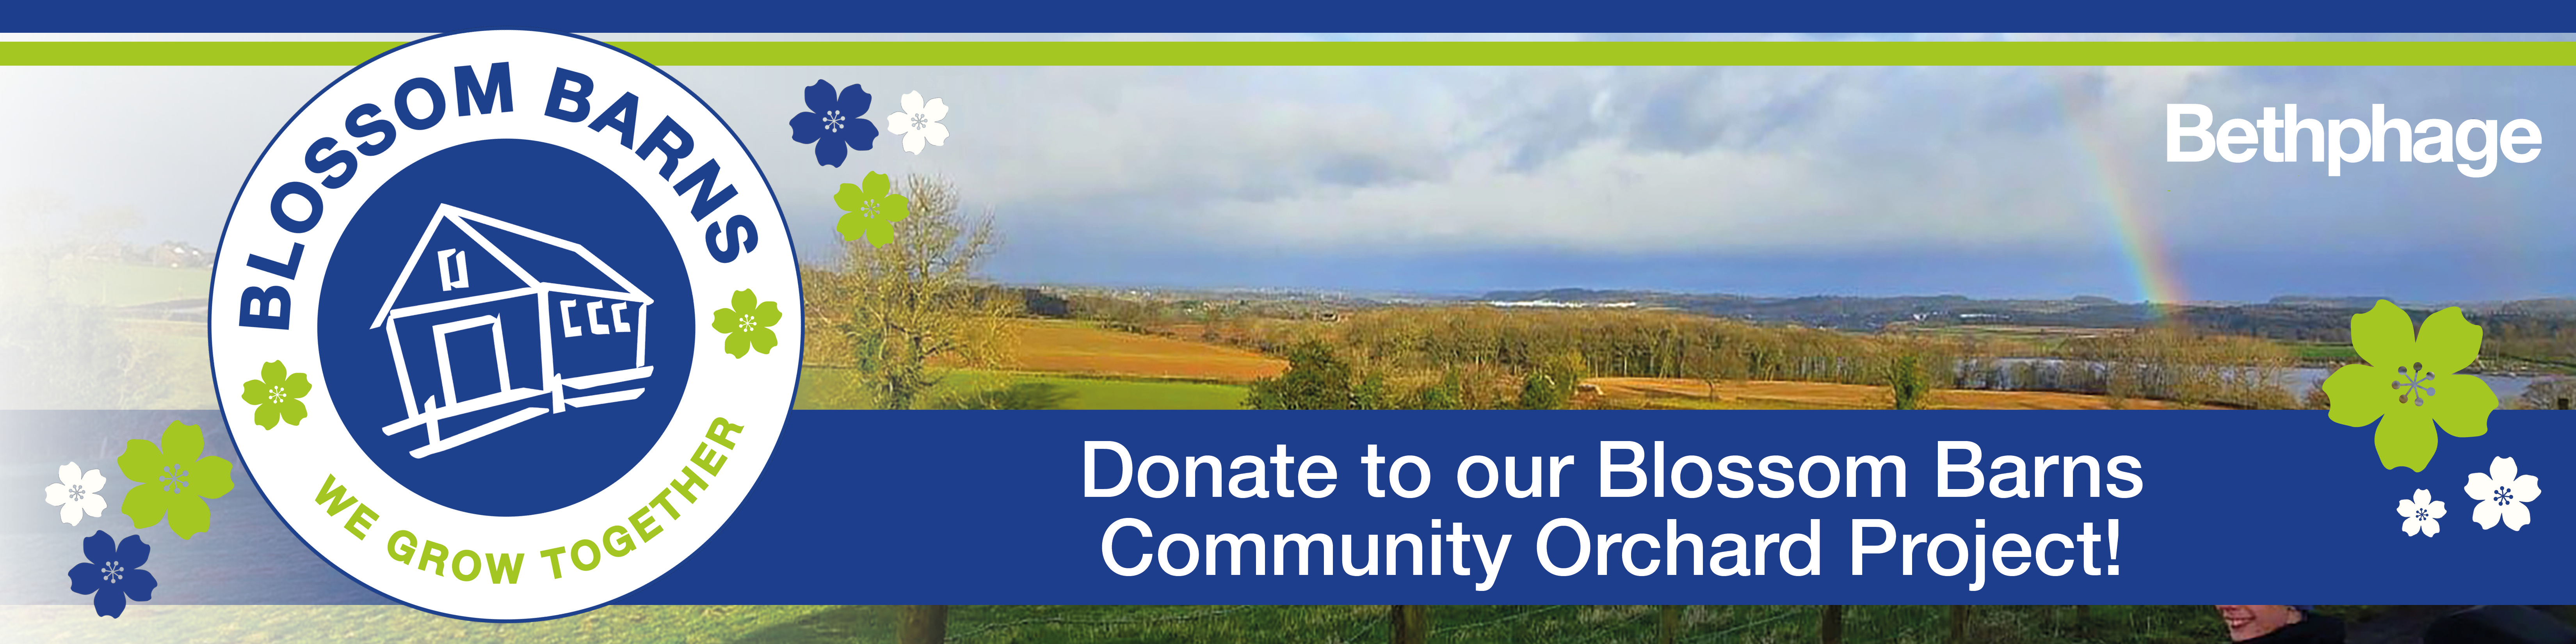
[431,315,512,405]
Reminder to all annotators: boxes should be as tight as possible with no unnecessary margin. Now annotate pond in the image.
[1972,358,2548,406]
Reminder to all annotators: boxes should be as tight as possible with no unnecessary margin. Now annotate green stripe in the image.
[7,40,2576,66]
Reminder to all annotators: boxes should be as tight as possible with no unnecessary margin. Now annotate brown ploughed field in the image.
[998,320,1287,382]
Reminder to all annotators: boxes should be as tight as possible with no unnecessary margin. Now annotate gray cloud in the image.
[4,59,2572,301]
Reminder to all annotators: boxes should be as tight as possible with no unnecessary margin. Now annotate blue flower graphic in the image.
[67,530,156,618]
[789,80,880,167]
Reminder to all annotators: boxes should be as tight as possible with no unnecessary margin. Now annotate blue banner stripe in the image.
[617,410,2569,605]
[14,410,2562,607]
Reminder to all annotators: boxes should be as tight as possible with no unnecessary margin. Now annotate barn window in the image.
[437,249,471,291]
[559,299,583,337]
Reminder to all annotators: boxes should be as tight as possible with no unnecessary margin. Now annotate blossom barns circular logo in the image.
[208,30,797,621]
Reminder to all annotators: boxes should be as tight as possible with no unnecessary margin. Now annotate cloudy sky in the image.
[5,36,2573,301]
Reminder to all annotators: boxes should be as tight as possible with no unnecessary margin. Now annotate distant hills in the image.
[1023,281,2576,345]
[1473,288,2576,342]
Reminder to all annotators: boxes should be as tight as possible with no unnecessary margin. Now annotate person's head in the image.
[2215,605,2306,641]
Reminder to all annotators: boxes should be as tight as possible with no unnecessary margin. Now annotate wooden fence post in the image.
[1392,605,1432,644]
[1820,605,1843,644]
[1660,606,1679,644]
[2077,605,2092,639]
[898,605,948,644]
[1947,605,1967,644]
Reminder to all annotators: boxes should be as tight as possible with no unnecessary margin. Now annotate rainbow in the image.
[2056,71,2186,316]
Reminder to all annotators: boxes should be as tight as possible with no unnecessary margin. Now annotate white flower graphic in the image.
[2465,456,2543,530]
[2396,488,2446,537]
[44,461,109,526]
[884,91,949,155]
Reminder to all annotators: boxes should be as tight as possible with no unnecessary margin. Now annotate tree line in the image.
[1229,307,2300,409]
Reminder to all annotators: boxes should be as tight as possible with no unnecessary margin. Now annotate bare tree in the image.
[811,175,1016,409]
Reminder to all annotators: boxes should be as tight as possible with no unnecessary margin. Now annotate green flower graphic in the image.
[238,360,311,430]
[2322,301,2497,472]
[712,288,783,358]
[116,421,236,540]
[832,171,911,247]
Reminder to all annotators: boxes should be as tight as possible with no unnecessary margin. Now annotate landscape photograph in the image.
[798,278,2576,411]
[8,64,2576,413]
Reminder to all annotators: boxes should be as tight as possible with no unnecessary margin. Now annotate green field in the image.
[3,604,2235,644]
[2,605,842,644]
[48,260,211,307]
[795,367,1251,410]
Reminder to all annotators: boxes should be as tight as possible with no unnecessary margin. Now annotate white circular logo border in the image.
[209,30,798,621]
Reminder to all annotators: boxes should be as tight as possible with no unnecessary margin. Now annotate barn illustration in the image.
[370,204,655,458]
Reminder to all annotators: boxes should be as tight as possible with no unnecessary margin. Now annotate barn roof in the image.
[370,204,653,329]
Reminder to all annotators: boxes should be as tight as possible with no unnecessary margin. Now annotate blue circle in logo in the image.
[316,138,696,517]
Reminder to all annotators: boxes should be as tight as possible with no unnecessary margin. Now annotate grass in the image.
[0,605,842,644]
[46,260,210,308]
[1,605,2238,644]
[795,367,1251,410]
